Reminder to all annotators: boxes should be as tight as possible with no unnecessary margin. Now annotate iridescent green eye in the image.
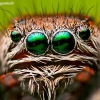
[11,30,22,42]
[79,28,90,40]
[52,31,75,54]
[26,32,49,55]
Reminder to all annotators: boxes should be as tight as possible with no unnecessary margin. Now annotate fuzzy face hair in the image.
[0,15,100,100]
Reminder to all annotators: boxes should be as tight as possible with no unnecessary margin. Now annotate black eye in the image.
[52,31,75,54]
[79,28,91,40]
[11,30,22,42]
[26,32,49,55]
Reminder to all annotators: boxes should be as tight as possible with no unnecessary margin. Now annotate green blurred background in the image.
[0,0,100,29]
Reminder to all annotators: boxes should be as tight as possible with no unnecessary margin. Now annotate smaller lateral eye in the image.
[78,28,91,40]
[10,30,22,42]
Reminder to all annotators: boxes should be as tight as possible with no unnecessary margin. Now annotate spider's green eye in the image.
[52,31,75,54]
[26,32,49,55]
[79,28,90,40]
[11,30,22,42]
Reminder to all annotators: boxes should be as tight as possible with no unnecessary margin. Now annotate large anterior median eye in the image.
[79,28,91,40]
[52,31,75,54]
[11,30,22,42]
[26,32,49,55]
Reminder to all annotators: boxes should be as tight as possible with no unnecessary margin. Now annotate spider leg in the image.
[57,67,95,100]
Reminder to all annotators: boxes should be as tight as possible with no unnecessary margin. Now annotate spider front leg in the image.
[0,72,38,100]
[0,72,21,100]
[0,72,19,88]
[57,66,95,100]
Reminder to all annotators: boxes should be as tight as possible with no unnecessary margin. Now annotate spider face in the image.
[0,15,99,100]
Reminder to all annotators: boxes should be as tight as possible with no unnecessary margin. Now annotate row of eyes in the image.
[10,28,91,55]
